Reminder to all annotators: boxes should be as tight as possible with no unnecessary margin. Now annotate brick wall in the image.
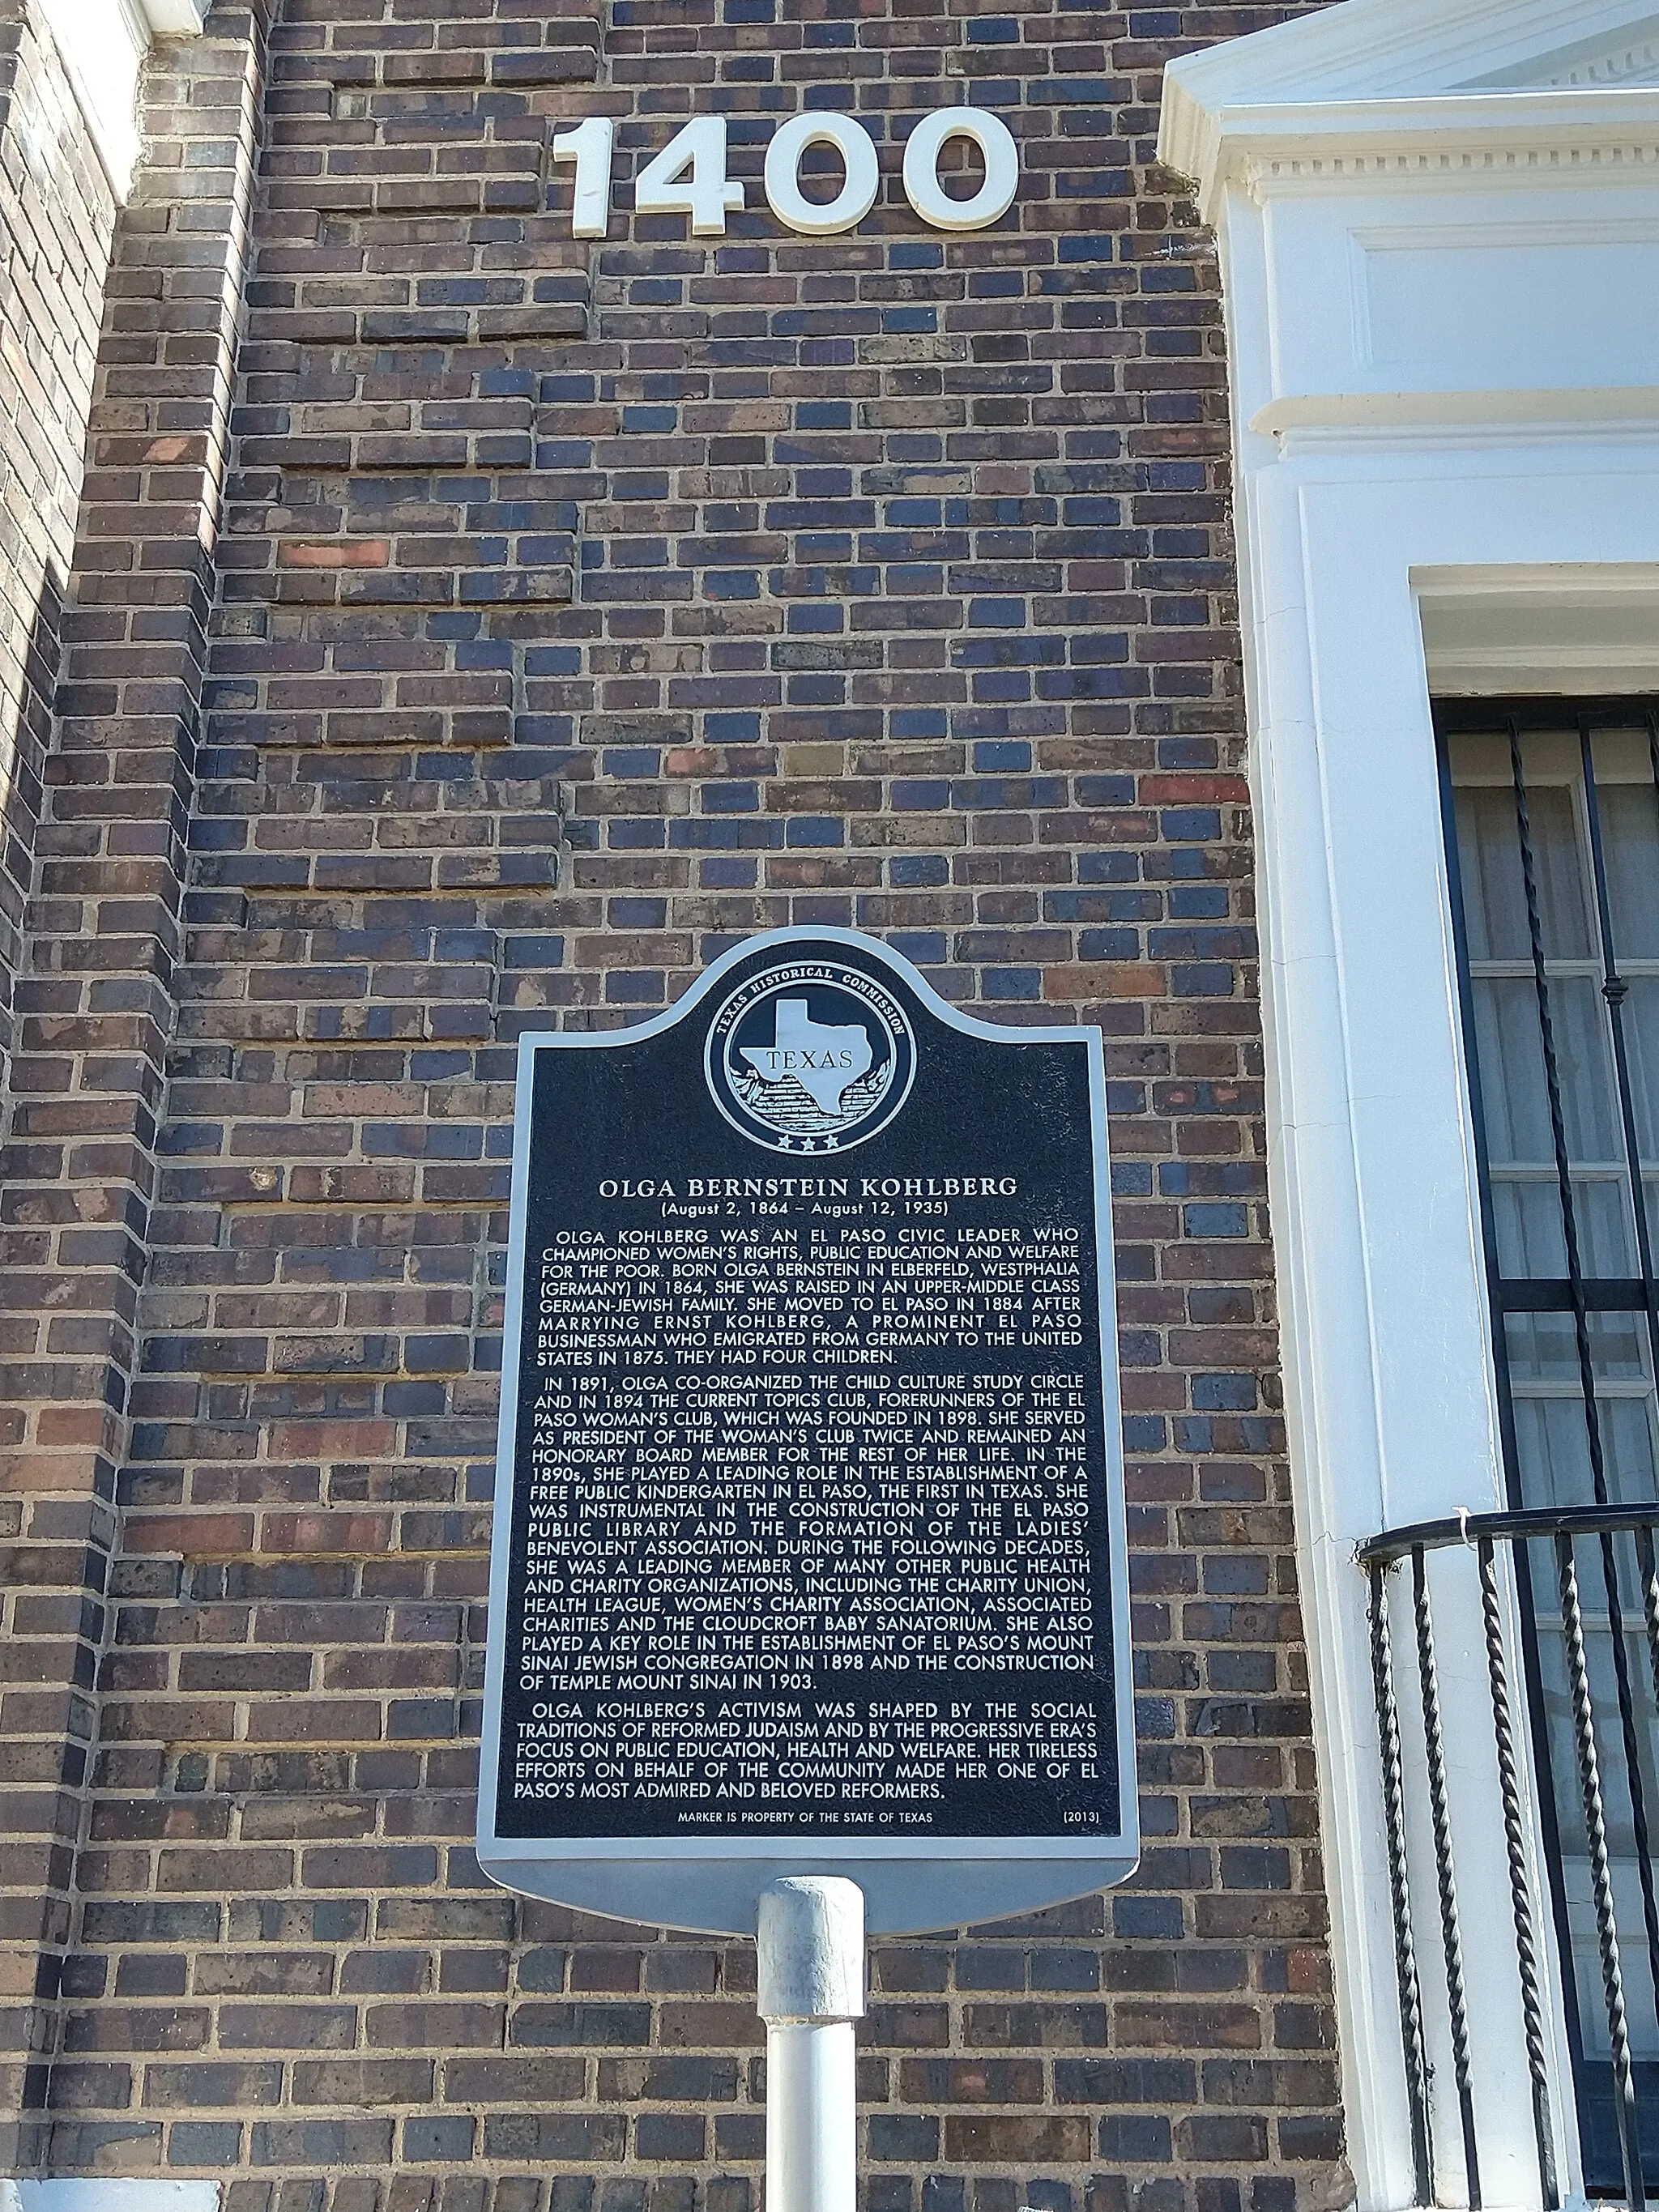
[0,0,121,2158]
[0,0,117,1076]
[2,0,1346,2202]
[0,0,268,2168]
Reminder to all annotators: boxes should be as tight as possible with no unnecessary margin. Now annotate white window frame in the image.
[1161,2,1659,2205]
[36,0,207,202]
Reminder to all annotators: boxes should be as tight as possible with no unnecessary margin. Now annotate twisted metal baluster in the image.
[1557,1529,1644,2206]
[1369,1558,1434,2204]
[1413,1545,1482,2208]
[1478,1535,1559,2210]
[1636,1525,1659,1715]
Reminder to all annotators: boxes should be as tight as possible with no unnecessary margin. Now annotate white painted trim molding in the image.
[140,0,211,30]
[1159,1,1659,2208]
[1,2188,218,2212]
[33,0,207,202]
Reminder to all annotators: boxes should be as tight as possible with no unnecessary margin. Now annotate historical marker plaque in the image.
[479,929,1137,1934]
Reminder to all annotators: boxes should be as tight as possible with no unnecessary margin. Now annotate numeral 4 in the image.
[635,117,746,238]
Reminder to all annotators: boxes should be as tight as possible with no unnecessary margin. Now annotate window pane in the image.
[1472,976,1623,1165]
[1455,779,1594,961]
[1601,780,1659,963]
[1627,976,1659,1162]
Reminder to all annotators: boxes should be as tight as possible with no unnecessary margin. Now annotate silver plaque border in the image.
[477,926,1139,1935]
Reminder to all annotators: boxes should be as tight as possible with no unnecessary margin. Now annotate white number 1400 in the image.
[551,108,1019,241]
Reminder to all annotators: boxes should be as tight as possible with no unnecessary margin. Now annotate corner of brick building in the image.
[0,0,271,2170]
[0,0,1347,2204]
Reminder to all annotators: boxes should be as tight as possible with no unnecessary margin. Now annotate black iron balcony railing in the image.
[1361,1503,1659,2210]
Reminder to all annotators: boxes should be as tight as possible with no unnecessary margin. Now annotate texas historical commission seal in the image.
[704,958,917,1153]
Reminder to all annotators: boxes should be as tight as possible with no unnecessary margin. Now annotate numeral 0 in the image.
[552,107,1018,241]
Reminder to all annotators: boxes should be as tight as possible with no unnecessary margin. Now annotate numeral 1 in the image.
[551,117,615,240]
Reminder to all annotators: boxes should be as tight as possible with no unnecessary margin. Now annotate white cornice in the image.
[1162,0,1659,109]
[1468,13,1659,87]
[1158,0,1659,215]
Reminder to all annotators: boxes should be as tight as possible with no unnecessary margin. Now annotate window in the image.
[1441,697,1659,2189]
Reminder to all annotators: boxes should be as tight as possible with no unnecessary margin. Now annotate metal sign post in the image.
[757,1878,864,2212]
[476,927,1139,2198]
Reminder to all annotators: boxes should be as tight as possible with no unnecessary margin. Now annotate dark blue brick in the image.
[891,779,950,810]
[606,971,666,1004]
[889,855,949,889]
[1071,632,1130,665]
[1076,774,1136,806]
[383,1383,448,1418]
[788,602,844,633]
[1100,2116,1173,2161]
[923,2180,966,2212]
[706,712,762,744]
[1149,926,1252,957]
[1079,850,1139,883]
[1160,806,1221,839]
[702,782,760,813]
[1183,1202,1247,1238]
[885,932,946,965]
[1162,847,1213,878]
[869,2116,940,2159]
[971,739,1030,771]
[1173,963,1235,997]
[170,2125,243,2167]
[957,635,1063,668]
[1037,667,1149,701]
[1115,1896,1188,1950]
[1193,1374,1259,1412]
[1080,928,1137,960]
[967,598,1026,628]
[972,671,1030,704]
[668,819,783,850]
[981,967,1041,1000]
[406,1335,471,1371]
[601,748,659,779]
[1169,885,1229,918]
[403,2117,476,2163]
[504,936,565,969]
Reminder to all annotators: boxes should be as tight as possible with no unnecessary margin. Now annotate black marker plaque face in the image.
[491,931,1124,1852]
